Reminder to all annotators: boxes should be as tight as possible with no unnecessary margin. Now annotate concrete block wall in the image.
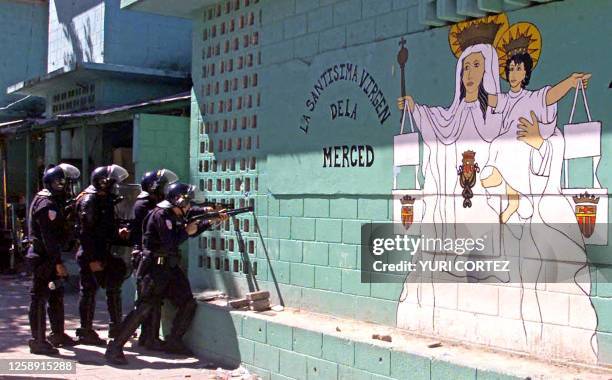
[189,0,612,366]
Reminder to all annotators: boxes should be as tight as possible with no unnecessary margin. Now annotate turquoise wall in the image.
[189,0,612,364]
[0,0,47,121]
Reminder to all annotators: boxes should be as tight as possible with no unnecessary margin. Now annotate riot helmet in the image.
[165,182,195,209]
[43,163,81,196]
[140,168,178,198]
[90,164,129,192]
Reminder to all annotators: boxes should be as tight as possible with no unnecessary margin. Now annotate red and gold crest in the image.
[401,195,415,229]
[573,192,599,238]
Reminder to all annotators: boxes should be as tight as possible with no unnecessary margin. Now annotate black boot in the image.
[29,299,59,355]
[48,289,77,347]
[144,301,165,350]
[107,290,122,339]
[105,340,127,365]
[76,328,106,346]
[48,332,78,347]
[104,304,152,364]
[163,335,192,356]
[78,291,105,346]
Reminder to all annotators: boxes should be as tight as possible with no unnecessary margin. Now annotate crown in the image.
[462,150,476,160]
[502,34,532,56]
[401,195,415,205]
[573,192,600,205]
[449,14,509,58]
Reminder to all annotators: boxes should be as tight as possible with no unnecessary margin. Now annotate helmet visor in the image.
[58,163,81,180]
[108,164,129,184]
[159,169,179,185]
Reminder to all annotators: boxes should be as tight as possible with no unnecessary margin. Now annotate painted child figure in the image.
[480,22,591,223]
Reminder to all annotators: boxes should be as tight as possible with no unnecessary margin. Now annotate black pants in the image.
[28,257,65,340]
[112,261,196,348]
[77,255,126,331]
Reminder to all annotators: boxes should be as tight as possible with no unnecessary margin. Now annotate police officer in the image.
[26,163,81,354]
[75,165,130,345]
[131,169,178,350]
[105,183,227,364]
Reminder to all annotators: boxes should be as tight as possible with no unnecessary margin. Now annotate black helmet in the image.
[91,164,129,191]
[140,168,178,196]
[165,182,195,208]
[43,163,80,195]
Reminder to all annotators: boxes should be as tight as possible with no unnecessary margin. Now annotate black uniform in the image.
[26,190,70,347]
[106,204,210,358]
[130,193,162,347]
[75,186,127,342]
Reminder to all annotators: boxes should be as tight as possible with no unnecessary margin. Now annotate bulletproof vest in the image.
[28,191,65,254]
[142,207,184,256]
[75,191,118,242]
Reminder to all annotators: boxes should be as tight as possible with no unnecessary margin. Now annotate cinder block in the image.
[370,274,405,300]
[294,33,319,59]
[307,5,333,32]
[262,0,296,25]
[357,198,389,221]
[346,18,375,46]
[253,341,280,372]
[280,198,304,217]
[301,288,356,318]
[262,39,295,65]
[355,342,391,376]
[271,373,295,380]
[307,356,339,379]
[354,296,397,325]
[328,243,358,268]
[315,266,342,291]
[319,25,346,52]
[304,198,330,217]
[290,263,315,287]
[279,349,308,380]
[390,350,431,380]
[342,220,366,244]
[268,216,291,239]
[338,365,372,380]
[237,337,255,364]
[431,359,476,380]
[243,316,267,343]
[243,364,271,380]
[322,335,355,366]
[267,322,293,350]
[333,0,362,25]
[291,217,316,241]
[392,0,419,10]
[280,239,304,262]
[250,298,272,311]
[476,369,523,380]
[261,20,285,46]
[315,218,343,243]
[341,269,371,296]
[296,0,320,14]
[293,328,323,357]
[260,238,280,260]
[303,241,330,265]
[270,260,291,284]
[269,198,281,216]
[374,9,408,40]
[329,198,358,219]
[284,13,307,39]
[363,0,392,17]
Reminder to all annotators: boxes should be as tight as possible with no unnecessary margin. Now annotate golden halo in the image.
[495,22,542,81]
[448,14,509,58]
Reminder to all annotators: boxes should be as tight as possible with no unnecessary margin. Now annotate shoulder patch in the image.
[48,210,57,221]
[165,219,173,230]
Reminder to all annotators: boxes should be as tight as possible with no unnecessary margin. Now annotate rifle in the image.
[186,206,253,224]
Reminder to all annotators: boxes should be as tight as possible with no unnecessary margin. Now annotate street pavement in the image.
[0,273,228,379]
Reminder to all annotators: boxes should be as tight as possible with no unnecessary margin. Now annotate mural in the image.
[392,14,607,363]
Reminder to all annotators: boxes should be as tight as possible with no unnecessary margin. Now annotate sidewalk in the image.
[0,273,227,379]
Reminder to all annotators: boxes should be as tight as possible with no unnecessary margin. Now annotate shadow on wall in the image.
[53,0,99,68]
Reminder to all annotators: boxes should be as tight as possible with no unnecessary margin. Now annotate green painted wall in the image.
[187,0,612,365]
[133,113,190,181]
